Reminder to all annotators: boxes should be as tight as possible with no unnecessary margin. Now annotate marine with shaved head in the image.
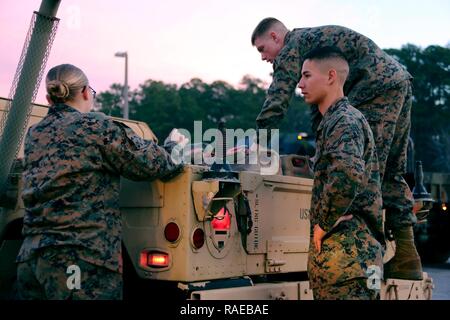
[299,46,383,300]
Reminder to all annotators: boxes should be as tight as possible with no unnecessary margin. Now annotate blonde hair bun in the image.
[47,80,70,100]
[45,64,89,104]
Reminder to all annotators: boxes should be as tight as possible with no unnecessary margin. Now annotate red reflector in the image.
[292,158,305,167]
[164,222,180,242]
[147,252,169,268]
[211,207,231,230]
[192,228,205,249]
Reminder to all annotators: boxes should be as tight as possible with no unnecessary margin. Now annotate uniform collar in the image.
[274,31,294,66]
[284,30,293,45]
[49,103,80,115]
[317,97,349,132]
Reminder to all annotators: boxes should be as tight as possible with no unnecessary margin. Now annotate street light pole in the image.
[114,51,129,119]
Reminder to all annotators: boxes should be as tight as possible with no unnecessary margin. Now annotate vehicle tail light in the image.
[211,207,231,230]
[140,251,170,268]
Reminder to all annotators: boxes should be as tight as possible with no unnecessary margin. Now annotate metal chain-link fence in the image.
[0,11,59,196]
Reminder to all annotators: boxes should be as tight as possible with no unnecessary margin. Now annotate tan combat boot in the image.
[384,226,423,280]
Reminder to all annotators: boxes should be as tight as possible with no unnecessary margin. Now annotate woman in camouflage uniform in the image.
[16,64,183,300]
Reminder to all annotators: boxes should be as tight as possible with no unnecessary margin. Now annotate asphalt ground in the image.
[423,258,450,300]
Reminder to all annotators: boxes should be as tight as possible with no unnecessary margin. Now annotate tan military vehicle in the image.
[0,97,434,300]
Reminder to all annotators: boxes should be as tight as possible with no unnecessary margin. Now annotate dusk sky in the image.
[1,0,449,105]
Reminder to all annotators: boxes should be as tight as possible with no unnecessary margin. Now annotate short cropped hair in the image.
[304,46,350,83]
[304,46,348,63]
[251,17,284,45]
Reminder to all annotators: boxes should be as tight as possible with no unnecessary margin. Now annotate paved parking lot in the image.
[423,258,450,300]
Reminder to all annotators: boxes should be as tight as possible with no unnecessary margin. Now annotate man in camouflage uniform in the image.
[16,64,183,300]
[299,46,383,299]
[251,18,422,280]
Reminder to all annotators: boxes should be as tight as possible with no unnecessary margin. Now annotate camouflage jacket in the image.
[308,97,383,286]
[17,104,181,273]
[256,25,412,129]
[311,97,383,237]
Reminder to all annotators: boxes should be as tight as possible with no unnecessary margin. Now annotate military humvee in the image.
[0,97,434,300]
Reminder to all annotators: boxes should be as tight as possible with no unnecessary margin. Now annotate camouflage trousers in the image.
[308,216,383,298]
[313,278,379,300]
[357,80,416,229]
[17,246,122,300]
